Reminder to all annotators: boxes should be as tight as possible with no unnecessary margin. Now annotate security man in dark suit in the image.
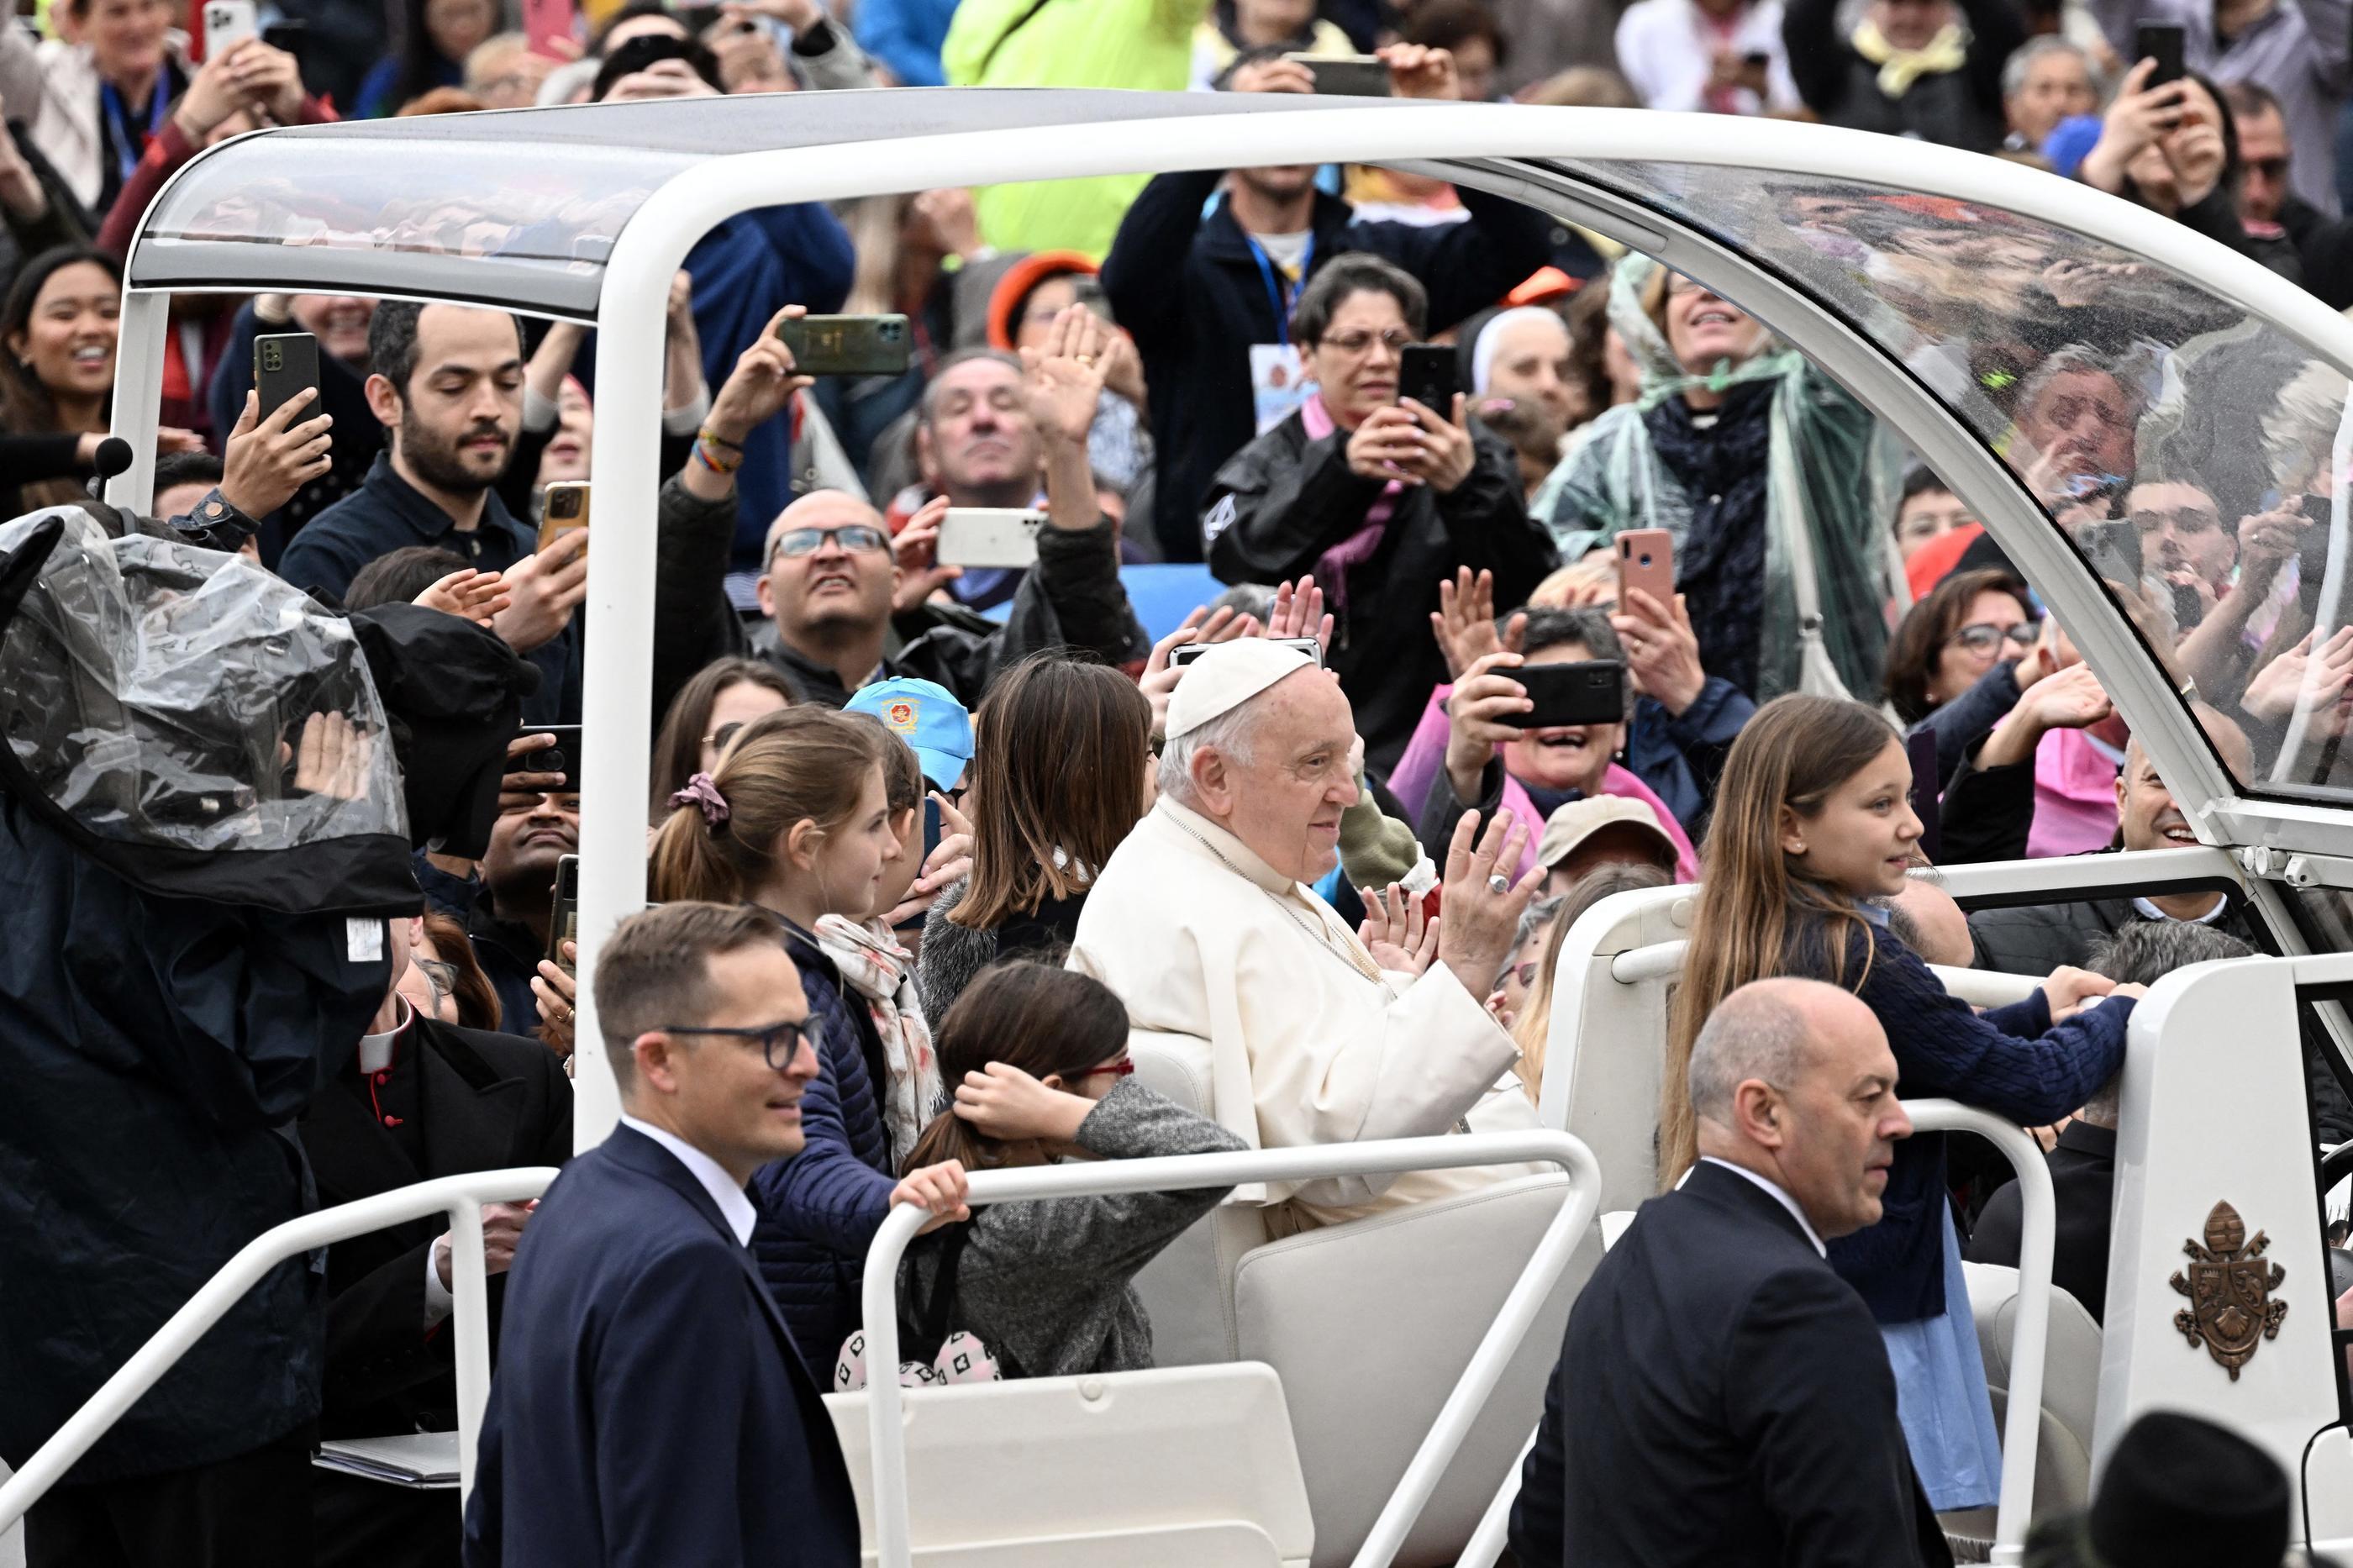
[297,910,572,1568]
[461,902,970,1568]
[1512,976,1954,1568]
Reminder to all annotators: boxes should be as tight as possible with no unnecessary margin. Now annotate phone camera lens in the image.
[544,750,566,774]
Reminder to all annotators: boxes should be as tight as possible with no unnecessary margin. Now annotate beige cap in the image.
[1535,796,1678,871]
[1165,639,1316,739]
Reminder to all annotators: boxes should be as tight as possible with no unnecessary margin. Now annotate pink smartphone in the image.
[522,0,577,58]
[1614,528,1675,611]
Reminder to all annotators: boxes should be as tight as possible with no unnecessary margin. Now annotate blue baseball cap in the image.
[845,677,973,791]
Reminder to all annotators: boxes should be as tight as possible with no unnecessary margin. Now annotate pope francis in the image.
[1070,639,1545,1229]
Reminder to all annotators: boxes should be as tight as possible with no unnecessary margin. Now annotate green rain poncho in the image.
[1533,255,1898,704]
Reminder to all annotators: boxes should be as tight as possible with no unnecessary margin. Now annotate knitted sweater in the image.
[899,1080,1247,1377]
[1792,918,2132,1323]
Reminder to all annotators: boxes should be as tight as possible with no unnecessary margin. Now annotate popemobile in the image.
[1,84,2350,1568]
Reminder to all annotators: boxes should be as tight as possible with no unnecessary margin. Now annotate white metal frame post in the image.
[104,289,170,513]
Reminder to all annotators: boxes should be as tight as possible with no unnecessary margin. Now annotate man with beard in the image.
[280,302,585,722]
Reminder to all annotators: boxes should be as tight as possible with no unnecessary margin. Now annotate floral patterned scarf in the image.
[813,914,944,1163]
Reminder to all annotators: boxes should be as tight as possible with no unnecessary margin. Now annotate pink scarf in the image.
[1301,393,1398,613]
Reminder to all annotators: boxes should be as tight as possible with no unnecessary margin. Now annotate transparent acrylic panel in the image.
[125,88,1373,317]
[1557,159,2353,805]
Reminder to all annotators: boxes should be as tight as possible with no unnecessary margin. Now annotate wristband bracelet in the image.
[697,426,745,452]
[693,436,744,476]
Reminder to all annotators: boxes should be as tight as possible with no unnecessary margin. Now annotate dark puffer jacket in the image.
[750,921,898,1381]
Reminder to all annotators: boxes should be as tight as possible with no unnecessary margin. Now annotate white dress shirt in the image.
[620,1115,759,1246]
[1698,1156,1827,1256]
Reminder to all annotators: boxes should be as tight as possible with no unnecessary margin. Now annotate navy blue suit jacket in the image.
[1510,1160,1951,1568]
[461,1125,861,1567]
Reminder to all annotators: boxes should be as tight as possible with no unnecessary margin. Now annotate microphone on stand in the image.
[86,437,134,502]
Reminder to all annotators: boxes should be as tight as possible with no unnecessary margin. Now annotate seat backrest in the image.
[1534,884,1694,1211]
[1231,1172,1591,1568]
[1129,1030,1271,1366]
[824,1363,1313,1567]
[1961,1260,2102,1518]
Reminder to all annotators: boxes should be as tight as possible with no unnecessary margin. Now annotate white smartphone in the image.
[203,0,258,52]
[1171,636,1324,669]
[936,508,1045,570]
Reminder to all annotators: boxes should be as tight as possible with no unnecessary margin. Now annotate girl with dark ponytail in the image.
[898,963,1247,1379]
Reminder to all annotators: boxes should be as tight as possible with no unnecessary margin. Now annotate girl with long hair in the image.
[649,703,924,1375]
[900,962,1245,1378]
[1661,693,2142,1514]
[919,655,1154,1017]
[648,656,793,822]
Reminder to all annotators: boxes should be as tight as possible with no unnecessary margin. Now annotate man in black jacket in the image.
[1511,977,1951,1567]
[299,912,571,1568]
[1099,45,1555,563]
[652,304,1146,715]
[2226,82,2353,305]
[1782,0,2024,153]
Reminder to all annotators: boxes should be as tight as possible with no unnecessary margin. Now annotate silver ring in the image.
[1487,874,1510,894]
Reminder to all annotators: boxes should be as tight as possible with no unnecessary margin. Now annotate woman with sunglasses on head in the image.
[649,657,794,823]
[899,962,1247,1379]
[651,702,964,1377]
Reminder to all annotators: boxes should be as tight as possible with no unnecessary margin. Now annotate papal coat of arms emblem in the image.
[2169,1200,2289,1381]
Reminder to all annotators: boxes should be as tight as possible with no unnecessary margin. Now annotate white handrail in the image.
[1608,938,2042,1010]
[855,1129,1603,1568]
[1454,1098,2059,1568]
[0,1165,559,1533]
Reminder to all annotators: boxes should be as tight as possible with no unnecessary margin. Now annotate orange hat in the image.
[1905,520,1987,602]
[1504,266,1579,308]
[985,250,1099,351]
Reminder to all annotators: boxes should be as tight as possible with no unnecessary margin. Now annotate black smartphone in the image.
[922,796,943,861]
[1287,52,1391,96]
[549,854,578,969]
[776,314,913,377]
[2135,20,2185,87]
[253,331,319,426]
[1509,660,1627,729]
[1398,344,1460,416]
[508,723,582,792]
[1905,727,1940,865]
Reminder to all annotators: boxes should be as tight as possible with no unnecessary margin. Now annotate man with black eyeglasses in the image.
[2224,80,2353,308]
[463,902,968,1568]
[652,304,1145,716]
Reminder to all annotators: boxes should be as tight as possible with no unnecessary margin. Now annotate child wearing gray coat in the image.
[898,962,1247,1379]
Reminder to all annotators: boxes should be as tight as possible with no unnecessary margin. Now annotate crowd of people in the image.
[5,0,2353,1561]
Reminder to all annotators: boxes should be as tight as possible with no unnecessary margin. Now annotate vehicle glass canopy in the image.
[1559,159,2353,807]
[125,89,1380,318]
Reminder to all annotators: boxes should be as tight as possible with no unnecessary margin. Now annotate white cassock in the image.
[1070,797,1539,1231]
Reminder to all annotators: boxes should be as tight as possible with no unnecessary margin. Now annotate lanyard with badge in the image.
[1248,231,1319,434]
[99,79,166,187]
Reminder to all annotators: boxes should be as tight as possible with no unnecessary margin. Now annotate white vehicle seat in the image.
[1957,1261,2103,1522]
[824,1363,1313,1567]
[1127,1034,1586,1568]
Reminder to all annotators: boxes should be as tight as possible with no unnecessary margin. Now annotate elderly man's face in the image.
[2007,50,2095,147]
[1210,671,1361,883]
[2018,369,2136,494]
[1771,993,1909,1239]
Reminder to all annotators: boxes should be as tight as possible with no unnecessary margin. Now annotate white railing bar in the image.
[1607,938,2041,1008]
[1451,1099,2056,1565]
[1455,1423,1539,1568]
[0,1166,559,1533]
[856,1129,1602,1568]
